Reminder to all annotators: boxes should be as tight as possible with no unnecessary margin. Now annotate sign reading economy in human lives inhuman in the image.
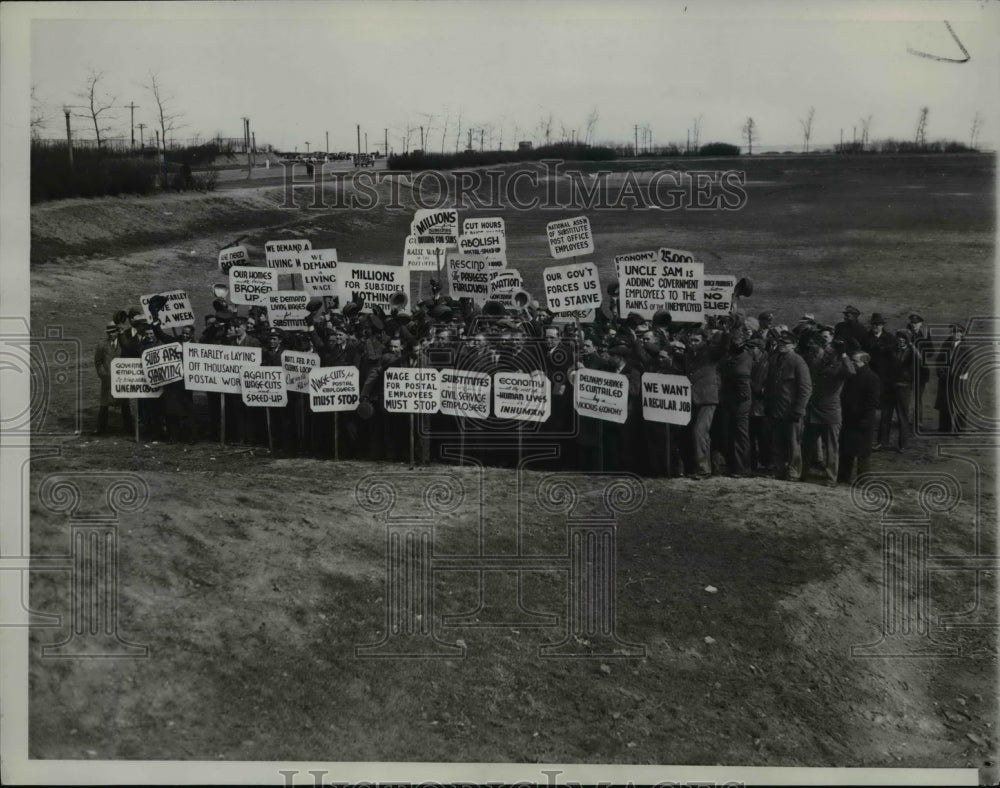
[110,358,161,399]
[298,249,338,297]
[183,344,262,393]
[546,215,594,259]
[543,261,602,313]
[403,235,448,271]
[574,368,629,424]
[493,371,551,422]
[703,274,737,316]
[383,368,441,414]
[218,245,248,275]
[446,253,493,305]
[264,238,312,273]
[141,342,184,388]
[488,269,523,308]
[308,366,360,412]
[266,291,311,331]
[281,350,319,394]
[229,266,278,306]
[139,290,195,329]
[241,366,286,408]
[336,263,411,313]
[410,208,459,246]
[615,250,704,322]
[439,369,491,419]
[640,372,692,426]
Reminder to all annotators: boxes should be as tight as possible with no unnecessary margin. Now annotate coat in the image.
[719,345,753,413]
[840,365,880,455]
[805,349,855,425]
[765,349,812,420]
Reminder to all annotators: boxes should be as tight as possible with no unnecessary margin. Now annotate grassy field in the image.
[26,153,998,768]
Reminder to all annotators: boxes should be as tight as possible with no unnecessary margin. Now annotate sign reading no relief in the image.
[229,266,278,305]
[546,216,593,259]
[383,368,441,414]
[543,262,602,313]
[703,274,737,316]
[265,238,311,273]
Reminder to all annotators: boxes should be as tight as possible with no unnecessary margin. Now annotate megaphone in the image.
[734,277,754,298]
[212,283,230,300]
[390,290,408,310]
[511,288,531,309]
[482,300,506,317]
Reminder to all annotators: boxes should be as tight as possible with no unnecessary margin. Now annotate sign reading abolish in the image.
[229,266,278,305]
[110,358,161,399]
[703,274,736,316]
[384,368,441,414]
[300,249,338,296]
[440,369,491,419]
[494,371,551,422]
[447,254,492,305]
[265,238,311,273]
[282,350,319,394]
[615,252,704,322]
[308,366,359,412]
[546,215,594,259]
[640,373,692,426]
[463,216,505,237]
[218,245,248,275]
[574,368,629,423]
[456,233,506,267]
[489,269,523,307]
[242,366,286,407]
[338,263,410,312]
[184,344,261,393]
[141,343,184,388]
[267,291,311,331]
[543,261,601,313]
[403,235,447,271]
[411,208,458,246]
[139,290,194,329]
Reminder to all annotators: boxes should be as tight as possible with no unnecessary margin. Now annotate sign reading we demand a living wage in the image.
[141,343,184,388]
[229,266,278,306]
[440,369,491,419]
[139,290,194,329]
[447,254,492,305]
[546,215,594,259]
[110,358,161,399]
[411,208,459,246]
[641,373,692,426]
[299,249,338,297]
[493,371,551,422]
[218,245,248,274]
[241,367,286,407]
[574,368,629,423]
[543,261,601,313]
[265,238,311,273]
[384,368,441,414]
[338,263,410,312]
[615,249,704,322]
[308,366,360,412]
[183,344,261,393]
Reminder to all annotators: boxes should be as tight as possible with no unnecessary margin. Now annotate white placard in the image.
[703,275,737,316]
[574,368,629,424]
[543,261,602,313]
[337,263,411,313]
[241,366,287,407]
[229,266,278,305]
[447,254,492,305]
[439,369,491,419]
[463,217,505,237]
[640,373,692,426]
[546,215,594,259]
[282,350,319,394]
[403,235,448,271]
[308,366,360,412]
[383,368,441,414]
[183,344,261,393]
[552,309,597,324]
[493,371,551,422]
[265,238,312,273]
[456,233,506,267]
[110,358,161,399]
[410,208,459,246]
[299,249,338,296]
[489,269,523,307]
[218,245,248,274]
[616,256,704,322]
[141,343,184,388]
[139,290,195,329]
[266,291,312,331]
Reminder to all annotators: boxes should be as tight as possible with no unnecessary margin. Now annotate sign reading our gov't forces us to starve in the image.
[543,261,602,313]
[265,238,311,273]
[546,215,594,259]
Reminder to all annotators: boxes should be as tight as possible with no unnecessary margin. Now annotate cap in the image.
[131,319,150,330]
[909,313,924,323]
[758,311,774,321]
[800,313,815,322]
[843,305,861,316]
[778,330,796,344]
[895,329,911,339]
[608,344,631,357]
[870,313,886,325]
[113,310,129,324]
[105,322,118,332]
[127,307,143,319]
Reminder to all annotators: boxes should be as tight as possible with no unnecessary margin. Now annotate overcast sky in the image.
[19,1,1000,153]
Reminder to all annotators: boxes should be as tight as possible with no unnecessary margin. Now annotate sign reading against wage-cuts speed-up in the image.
[265,238,311,273]
[640,373,692,426]
[218,245,248,274]
[229,266,278,305]
[183,344,261,393]
[241,366,286,407]
[308,366,359,412]
[543,261,601,313]
[574,368,629,423]
[299,249,338,296]
[141,343,184,388]
[111,358,161,399]
[139,290,195,329]
[383,368,441,414]
[546,215,593,259]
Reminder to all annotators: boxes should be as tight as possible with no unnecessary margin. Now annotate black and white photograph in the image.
[1,1,998,785]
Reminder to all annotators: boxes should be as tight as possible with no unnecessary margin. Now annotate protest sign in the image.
[141,343,184,388]
[657,247,697,264]
[640,373,692,426]
[266,291,312,331]
[488,269,523,307]
[493,371,551,422]
[463,216,505,238]
[139,290,194,329]
[264,238,311,273]
[300,249,338,296]
[403,235,448,271]
[337,263,410,312]
[543,262,602,313]
[552,309,597,324]
[229,266,278,305]
[384,368,441,414]
[410,208,459,246]
[440,369,491,419]
[457,232,506,267]
[660,258,704,322]
[218,245,248,275]
[447,254,492,305]
[546,215,594,259]
[110,358,161,399]
[574,368,629,423]
[616,254,704,322]
[241,366,286,407]
[183,344,261,393]
[308,366,360,412]
[703,274,737,316]
[282,350,319,394]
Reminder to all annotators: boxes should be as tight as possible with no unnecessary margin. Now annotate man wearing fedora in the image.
[863,313,896,449]
[906,312,932,423]
[93,321,133,436]
[834,305,868,352]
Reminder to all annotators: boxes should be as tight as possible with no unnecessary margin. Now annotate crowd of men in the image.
[93,287,973,485]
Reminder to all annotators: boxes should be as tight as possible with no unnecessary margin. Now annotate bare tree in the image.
[741,117,758,155]
[970,111,984,149]
[77,69,117,149]
[439,108,450,153]
[690,114,703,152]
[583,107,599,145]
[454,110,462,153]
[145,71,183,154]
[799,106,815,153]
[859,114,873,150]
[30,83,50,139]
[915,106,929,147]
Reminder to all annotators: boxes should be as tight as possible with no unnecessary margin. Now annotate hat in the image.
[778,330,796,344]
[758,311,774,321]
[113,310,129,324]
[105,322,118,333]
[216,309,236,321]
[127,307,143,319]
[608,344,631,358]
[895,330,911,339]
[306,298,323,313]
[843,305,860,316]
[800,313,815,322]
[909,313,924,323]
[131,318,150,330]
[870,313,886,325]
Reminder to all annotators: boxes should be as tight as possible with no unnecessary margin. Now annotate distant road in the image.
[205,158,388,191]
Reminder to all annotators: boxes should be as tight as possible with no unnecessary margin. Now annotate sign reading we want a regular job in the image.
[139,290,194,329]
[229,266,278,305]
[308,366,360,412]
[641,373,692,426]
[574,368,629,423]
[384,368,441,414]
[300,249,338,296]
[141,343,184,388]
[543,261,601,313]
[615,249,704,322]
[265,238,311,273]
[494,371,551,422]
[218,245,248,274]
[546,215,593,259]
[184,344,261,393]
[338,263,410,312]
[241,367,286,407]
[411,208,459,246]
[447,254,492,305]
[440,369,491,419]
[110,358,161,399]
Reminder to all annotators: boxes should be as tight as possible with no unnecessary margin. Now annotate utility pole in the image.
[634,124,639,157]
[137,123,147,149]
[687,129,690,154]
[480,129,484,151]
[63,107,74,168]
[840,128,844,147]
[384,128,388,158]
[365,132,368,154]
[853,126,856,144]
[357,124,361,157]
[305,141,311,153]
[128,101,139,150]
[325,130,329,157]
[420,126,424,149]
[468,128,472,150]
